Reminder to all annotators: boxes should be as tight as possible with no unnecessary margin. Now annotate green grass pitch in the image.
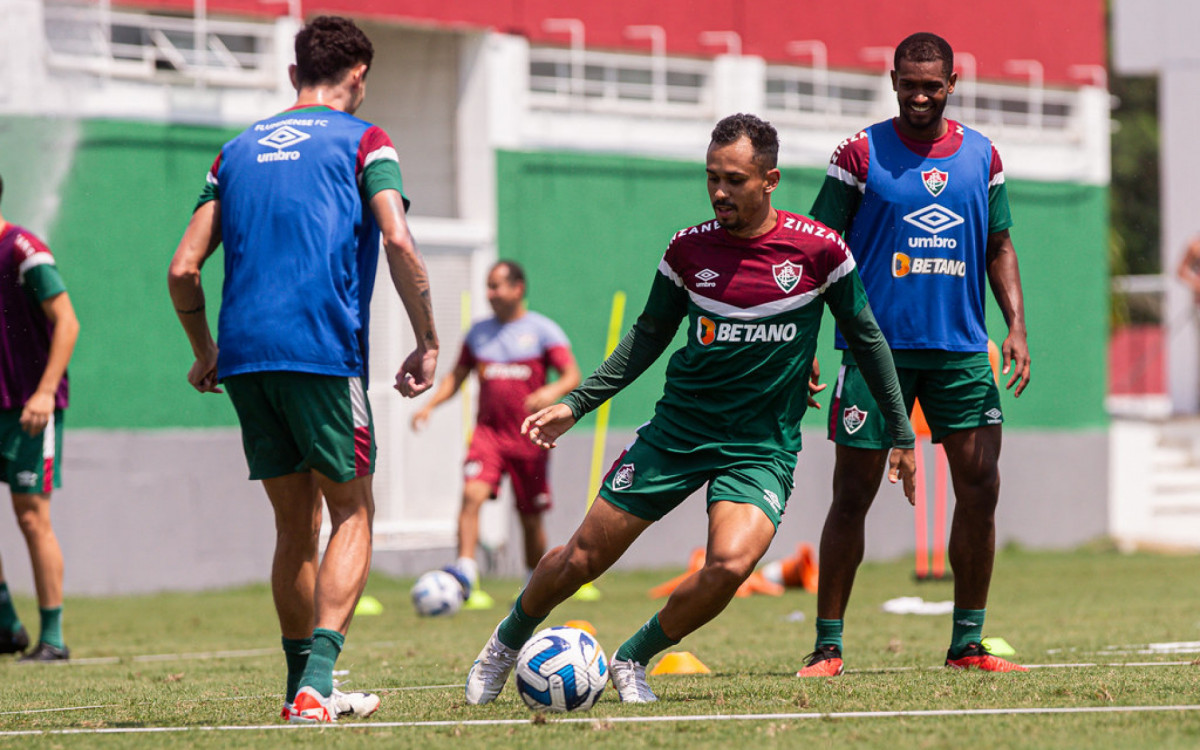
[2,545,1199,748]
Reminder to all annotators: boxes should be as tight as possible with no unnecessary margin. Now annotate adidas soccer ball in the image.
[410,570,465,617]
[514,626,607,712]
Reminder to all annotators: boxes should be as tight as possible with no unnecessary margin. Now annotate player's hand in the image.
[396,347,438,398]
[19,391,55,436]
[522,403,576,450]
[1001,330,1031,397]
[807,357,826,409]
[888,447,917,505]
[187,347,222,394]
[410,408,432,431]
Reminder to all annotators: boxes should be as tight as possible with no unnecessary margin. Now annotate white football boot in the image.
[465,625,519,705]
[331,685,381,718]
[610,658,657,703]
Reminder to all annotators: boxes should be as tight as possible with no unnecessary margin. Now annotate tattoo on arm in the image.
[175,304,206,315]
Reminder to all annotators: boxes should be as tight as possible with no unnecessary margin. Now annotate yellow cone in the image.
[354,595,384,616]
[572,582,602,601]
[649,651,711,675]
[564,619,597,636]
[981,636,1016,656]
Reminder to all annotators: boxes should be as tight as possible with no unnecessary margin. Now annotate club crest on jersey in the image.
[612,463,635,491]
[921,168,949,197]
[772,260,803,294]
[842,405,868,434]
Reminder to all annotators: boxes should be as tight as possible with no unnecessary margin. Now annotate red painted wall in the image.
[118,0,1105,85]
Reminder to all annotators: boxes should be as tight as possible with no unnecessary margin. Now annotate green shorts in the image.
[828,350,1002,448]
[224,372,375,483]
[598,431,796,529]
[0,409,64,494]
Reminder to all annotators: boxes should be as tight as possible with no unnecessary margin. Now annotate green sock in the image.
[298,628,344,698]
[950,608,986,655]
[0,583,21,634]
[496,594,546,650]
[38,607,64,649]
[614,613,679,665]
[814,618,844,651]
[282,637,313,703]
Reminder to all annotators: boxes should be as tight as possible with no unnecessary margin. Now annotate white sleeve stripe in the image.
[989,172,1006,188]
[363,146,399,169]
[17,253,54,283]
[818,256,857,293]
[828,164,865,194]
[657,257,685,288]
[206,171,219,187]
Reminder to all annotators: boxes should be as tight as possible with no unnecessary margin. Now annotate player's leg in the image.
[12,492,64,657]
[801,362,897,677]
[518,512,547,571]
[0,543,30,655]
[508,453,552,572]
[261,471,322,712]
[454,436,503,593]
[466,497,653,705]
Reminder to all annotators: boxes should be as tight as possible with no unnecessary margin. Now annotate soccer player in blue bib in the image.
[169,16,439,722]
[797,33,1031,677]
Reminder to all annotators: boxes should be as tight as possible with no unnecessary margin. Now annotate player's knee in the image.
[13,506,50,541]
[701,557,753,593]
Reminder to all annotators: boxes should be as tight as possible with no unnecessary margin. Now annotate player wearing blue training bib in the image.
[169,16,439,724]
[798,33,1031,679]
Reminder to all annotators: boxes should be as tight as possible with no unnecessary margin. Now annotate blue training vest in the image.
[836,121,992,353]
[216,108,381,379]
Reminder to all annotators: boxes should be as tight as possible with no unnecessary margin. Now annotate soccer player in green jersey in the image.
[464,113,916,705]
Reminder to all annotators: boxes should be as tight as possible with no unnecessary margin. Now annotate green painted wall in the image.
[497,149,1109,432]
[0,117,240,428]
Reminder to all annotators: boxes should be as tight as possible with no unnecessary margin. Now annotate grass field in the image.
[2,545,1199,748]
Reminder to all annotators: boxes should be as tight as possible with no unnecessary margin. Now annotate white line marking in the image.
[2,704,1200,736]
[0,705,115,716]
[846,660,1197,674]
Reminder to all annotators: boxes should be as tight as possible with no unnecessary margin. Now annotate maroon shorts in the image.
[463,426,551,515]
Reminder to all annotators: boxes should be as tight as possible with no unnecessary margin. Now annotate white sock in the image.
[456,557,480,589]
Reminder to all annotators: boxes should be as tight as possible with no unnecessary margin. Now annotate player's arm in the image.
[1178,236,1200,295]
[824,268,916,502]
[525,348,582,413]
[371,188,439,398]
[168,199,224,394]
[524,271,685,449]
[410,362,471,431]
[19,276,79,437]
[986,229,1030,396]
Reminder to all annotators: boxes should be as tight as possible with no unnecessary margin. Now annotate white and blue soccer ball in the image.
[515,626,607,712]
[410,569,466,617]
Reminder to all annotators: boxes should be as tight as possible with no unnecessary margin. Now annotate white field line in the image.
[67,640,410,666]
[846,660,1198,674]
[2,704,1200,737]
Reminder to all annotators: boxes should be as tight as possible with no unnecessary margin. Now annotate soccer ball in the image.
[409,570,466,617]
[514,626,608,712]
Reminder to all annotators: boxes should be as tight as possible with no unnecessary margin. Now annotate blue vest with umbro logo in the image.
[836,120,992,353]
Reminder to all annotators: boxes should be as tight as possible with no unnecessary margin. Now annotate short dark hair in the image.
[294,16,374,88]
[492,260,526,289]
[710,113,779,172]
[894,32,954,79]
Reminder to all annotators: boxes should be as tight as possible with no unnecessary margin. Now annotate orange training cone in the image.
[649,651,711,675]
[564,619,597,636]
[762,543,819,593]
[734,570,784,597]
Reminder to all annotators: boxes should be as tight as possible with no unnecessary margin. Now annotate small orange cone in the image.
[734,570,784,597]
[780,543,819,593]
[649,651,711,675]
[564,619,597,636]
[648,548,706,599]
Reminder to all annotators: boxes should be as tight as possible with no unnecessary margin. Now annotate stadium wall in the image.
[0,120,1109,595]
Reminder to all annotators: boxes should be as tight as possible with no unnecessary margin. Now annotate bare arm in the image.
[167,200,223,394]
[410,363,470,430]
[1177,236,1200,296]
[19,291,79,436]
[371,189,439,397]
[985,229,1030,396]
[524,350,582,413]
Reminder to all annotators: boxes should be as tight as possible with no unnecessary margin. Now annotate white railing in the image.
[529,46,714,118]
[42,3,279,89]
[765,63,1087,138]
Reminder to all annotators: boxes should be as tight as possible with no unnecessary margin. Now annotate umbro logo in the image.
[903,204,964,235]
[258,126,310,150]
[15,471,37,487]
[695,268,719,288]
[985,408,1003,423]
